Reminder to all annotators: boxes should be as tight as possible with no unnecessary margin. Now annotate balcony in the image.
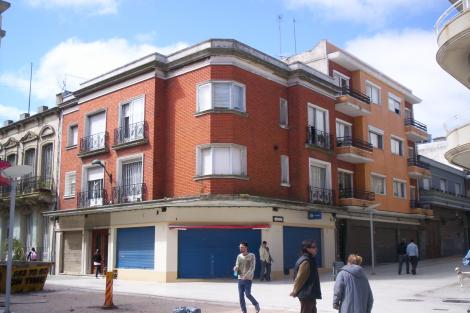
[338,188,375,208]
[335,137,373,164]
[435,0,470,88]
[444,111,470,170]
[112,183,147,204]
[308,186,335,205]
[404,118,428,142]
[77,189,108,208]
[112,121,148,151]
[420,187,470,211]
[78,132,109,158]
[409,200,434,217]
[335,86,371,117]
[306,127,333,151]
[0,176,55,208]
[407,157,431,178]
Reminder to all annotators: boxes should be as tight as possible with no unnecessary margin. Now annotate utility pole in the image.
[277,15,283,57]
[28,62,32,115]
[293,18,297,54]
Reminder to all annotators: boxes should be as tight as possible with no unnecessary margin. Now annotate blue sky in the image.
[0,0,467,137]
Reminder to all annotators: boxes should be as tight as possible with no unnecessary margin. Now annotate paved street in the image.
[3,256,470,312]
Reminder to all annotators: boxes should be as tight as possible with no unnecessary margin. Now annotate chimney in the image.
[3,120,13,127]
[37,105,48,113]
[19,113,30,120]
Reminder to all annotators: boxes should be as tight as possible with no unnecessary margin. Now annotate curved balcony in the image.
[444,111,470,169]
[335,136,373,164]
[335,86,371,117]
[404,118,428,142]
[407,157,431,178]
[435,0,470,88]
[338,188,375,208]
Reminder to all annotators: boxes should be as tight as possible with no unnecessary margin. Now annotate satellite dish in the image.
[3,165,33,178]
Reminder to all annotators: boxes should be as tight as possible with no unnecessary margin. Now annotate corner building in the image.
[49,39,428,281]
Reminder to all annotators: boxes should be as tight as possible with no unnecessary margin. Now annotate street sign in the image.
[308,211,322,220]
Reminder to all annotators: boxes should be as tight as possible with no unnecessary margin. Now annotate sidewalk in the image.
[46,257,470,312]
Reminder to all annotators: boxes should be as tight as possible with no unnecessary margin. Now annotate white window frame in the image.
[371,173,386,195]
[280,155,290,187]
[196,144,247,177]
[81,164,105,191]
[308,157,332,189]
[333,70,350,89]
[365,80,381,105]
[196,81,246,113]
[388,92,402,115]
[64,171,76,198]
[116,153,144,187]
[391,136,404,156]
[307,103,330,133]
[368,125,384,149]
[279,98,288,128]
[393,178,407,199]
[336,119,352,138]
[338,169,354,191]
[67,124,78,147]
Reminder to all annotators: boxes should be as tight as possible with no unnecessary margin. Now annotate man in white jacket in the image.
[259,241,272,281]
[234,241,260,313]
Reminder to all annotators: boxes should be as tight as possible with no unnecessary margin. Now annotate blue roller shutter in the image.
[283,226,322,274]
[178,229,261,278]
[116,226,155,269]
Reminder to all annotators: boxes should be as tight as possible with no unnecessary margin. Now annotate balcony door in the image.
[333,71,350,89]
[338,171,353,197]
[309,159,331,204]
[308,106,327,133]
[120,98,144,143]
[41,144,53,188]
[87,167,104,206]
[121,159,143,202]
[87,112,106,151]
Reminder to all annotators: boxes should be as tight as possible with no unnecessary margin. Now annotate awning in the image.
[168,224,271,230]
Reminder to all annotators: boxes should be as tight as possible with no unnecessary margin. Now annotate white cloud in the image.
[0,38,189,104]
[0,104,23,121]
[284,0,438,26]
[344,29,470,137]
[27,0,119,15]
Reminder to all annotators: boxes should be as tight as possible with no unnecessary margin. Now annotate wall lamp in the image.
[92,159,112,183]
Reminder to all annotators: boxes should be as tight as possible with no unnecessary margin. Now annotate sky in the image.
[0,0,468,137]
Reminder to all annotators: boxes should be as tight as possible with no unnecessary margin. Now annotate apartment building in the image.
[47,39,428,282]
[0,106,60,261]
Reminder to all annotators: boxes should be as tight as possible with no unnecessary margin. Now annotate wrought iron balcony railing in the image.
[307,126,333,150]
[112,183,147,204]
[341,86,371,104]
[0,176,53,196]
[405,118,427,132]
[308,186,335,205]
[77,189,107,208]
[114,121,147,146]
[79,132,108,154]
[407,157,430,169]
[339,188,375,201]
[336,136,373,152]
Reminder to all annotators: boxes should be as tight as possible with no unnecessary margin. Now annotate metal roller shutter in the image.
[178,229,261,279]
[116,226,155,269]
[63,231,82,274]
[283,226,322,274]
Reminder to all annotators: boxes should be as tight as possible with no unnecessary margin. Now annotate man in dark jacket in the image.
[290,240,322,313]
[397,240,409,275]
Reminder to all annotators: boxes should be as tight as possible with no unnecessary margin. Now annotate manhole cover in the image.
[398,299,424,302]
[443,299,470,304]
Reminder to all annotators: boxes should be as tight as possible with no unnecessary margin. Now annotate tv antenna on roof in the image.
[293,18,297,54]
[277,14,283,57]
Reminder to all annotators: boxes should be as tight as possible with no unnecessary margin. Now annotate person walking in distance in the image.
[234,241,260,313]
[92,249,102,278]
[27,247,38,261]
[397,240,409,275]
[407,240,419,275]
[259,241,273,281]
[333,254,374,313]
[290,240,322,313]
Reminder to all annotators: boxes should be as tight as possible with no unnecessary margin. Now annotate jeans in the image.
[409,256,418,275]
[260,261,272,281]
[398,254,409,274]
[299,298,317,313]
[94,265,101,277]
[238,279,259,313]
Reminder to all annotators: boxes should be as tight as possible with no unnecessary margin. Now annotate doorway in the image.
[91,229,108,274]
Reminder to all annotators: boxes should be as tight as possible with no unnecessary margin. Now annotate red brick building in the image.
[48,39,428,281]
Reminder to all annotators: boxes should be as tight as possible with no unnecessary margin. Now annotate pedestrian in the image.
[406,240,419,275]
[233,241,260,313]
[463,248,470,266]
[92,249,102,278]
[259,241,273,281]
[333,254,373,313]
[290,240,322,313]
[397,240,409,275]
[26,247,37,261]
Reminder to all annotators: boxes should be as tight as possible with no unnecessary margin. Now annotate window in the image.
[197,82,245,112]
[281,155,289,186]
[120,158,143,202]
[388,93,401,114]
[309,158,333,204]
[336,120,352,139]
[86,167,104,206]
[423,178,430,191]
[391,137,403,156]
[308,105,328,132]
[86,111,106,151]
[366,82,380,104]
[455,183,462,196]
[338,171,353,197]
[371,175,385,195]
[393,180,406,198]
[120,97,145,143]
[333,71,350,89]
[41,144,53,180]
[23,149,36,176]
[64,171,76,197]
[369,131,383,149]
[68,125,78,147]
[280,98,288,128]
[6,154,16,166]
[197,145,247,176]
[440,179,447,192]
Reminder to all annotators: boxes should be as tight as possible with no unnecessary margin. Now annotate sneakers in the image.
[255,303,260,313]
